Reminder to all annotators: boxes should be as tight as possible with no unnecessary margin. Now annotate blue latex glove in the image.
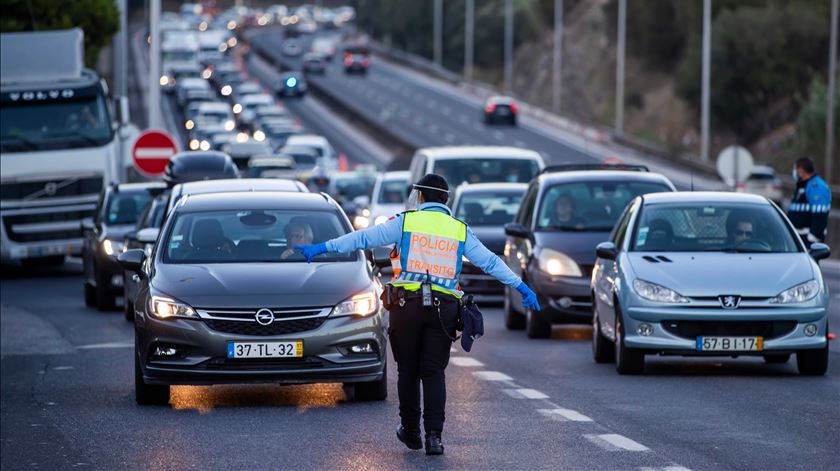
[516,281,541,311]
[293,242,327,263]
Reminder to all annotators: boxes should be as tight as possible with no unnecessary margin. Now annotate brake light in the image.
[344,57,353,67]
[509,102,519,114]
[485,103,496,113]
[362,58,369,67]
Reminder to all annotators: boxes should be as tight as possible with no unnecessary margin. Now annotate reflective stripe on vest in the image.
[389,245,402,277]
[391,210,466,295]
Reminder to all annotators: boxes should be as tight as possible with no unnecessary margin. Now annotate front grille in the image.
[661,320,796,340]
[1,176,103,201]
[204,317,326,336]
[200,357,328,370]
[2,208,94,242]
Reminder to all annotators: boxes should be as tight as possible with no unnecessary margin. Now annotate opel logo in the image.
[719,295,741,310]
[44,182,58,196]
[255,308,274,326]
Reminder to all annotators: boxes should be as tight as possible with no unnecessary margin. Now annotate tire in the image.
[614,304,644,375]
[797,345,828,376]
[525,307,552,339]
[509,116,517,126]
[84,281,97,308]
[95,269,117,311]
[135,347,170,405]
[763,353,791,364]
[504,287,525,330]
[21,255,64,268]
[592,303,615,363]
[353,361,388,401]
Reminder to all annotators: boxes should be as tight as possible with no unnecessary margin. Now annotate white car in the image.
[191,102,235,131]
[355,171,410,228]
[283,134,336,169]
[407,146,545,189]
[737,164,783,205]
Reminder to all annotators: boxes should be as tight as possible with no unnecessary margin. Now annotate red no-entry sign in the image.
[132,130,178,177]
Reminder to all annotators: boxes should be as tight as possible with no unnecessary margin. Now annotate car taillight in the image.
[509,102,519,114]
[485,103,497,113]
[362,58,369,67]
[344,57,353,66]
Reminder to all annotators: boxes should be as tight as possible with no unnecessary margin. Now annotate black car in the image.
[483,96,518,125]
[119,192,388,405]
[82,182,165,310]
[503,165,676,338]
[277,72,307,97]
[163,151,240,186]
[450,183,527,298]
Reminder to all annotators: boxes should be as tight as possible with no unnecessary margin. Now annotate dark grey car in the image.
[120,192,387,405]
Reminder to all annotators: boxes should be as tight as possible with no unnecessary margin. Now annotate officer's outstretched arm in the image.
[463,228,540,310]
[294,215,403,263]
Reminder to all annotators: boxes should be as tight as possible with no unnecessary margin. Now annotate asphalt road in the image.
[2,263,838,470]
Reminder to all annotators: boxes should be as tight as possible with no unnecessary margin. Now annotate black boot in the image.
[396,425,422,450]
[425,431,444,455]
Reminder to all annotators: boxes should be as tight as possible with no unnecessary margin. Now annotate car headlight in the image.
[253,130,266,141]
[353,215,369,229]
[159,75,169,86]
[770,279,819,304]
[374,215,389,225]
[233,103,243,114]
[332,291,377,317]
[102,239,125,256]
[189,139,200,150]
[632,279,689,304]
[537,248,582,277]
[185,119,194,130]
[221,85,233,96]
[224,119,236,131]
[199,140,211,151]
[149,296,197,319]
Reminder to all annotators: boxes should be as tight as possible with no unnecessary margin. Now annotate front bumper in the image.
[137,309,387,386]
[622,305,829,353]
[531,270,592,323]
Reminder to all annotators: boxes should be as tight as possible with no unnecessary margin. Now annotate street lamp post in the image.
[615,0,626,135]
[465,0,474,81]
[553,0,564,113]
[700,0,712,162]
[433,0,443,68]
[148,0,162,129]
[825,0,838,184]
[504,0,513,93]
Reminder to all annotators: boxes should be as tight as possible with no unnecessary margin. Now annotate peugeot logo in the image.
[719,295,741,309]
[255,308,274,326]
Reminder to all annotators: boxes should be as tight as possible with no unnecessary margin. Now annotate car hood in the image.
[534,231,611,265]
[626,252,814,297]
[151,260,372,308]
[470,226,506,255]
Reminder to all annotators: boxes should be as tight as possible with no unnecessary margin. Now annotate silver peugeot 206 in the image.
[591,192,831,375]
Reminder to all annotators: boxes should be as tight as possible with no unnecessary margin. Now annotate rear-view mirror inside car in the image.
[239,210,277,226]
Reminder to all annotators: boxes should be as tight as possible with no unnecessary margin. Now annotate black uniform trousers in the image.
[388,294,459,434]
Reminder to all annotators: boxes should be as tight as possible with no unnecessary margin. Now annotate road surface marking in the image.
[77,341,133,350]
[503,388,549,399]
[537,408,593,422]
[52,366,74,371]
[640,467,692,471]
[450,357,484,367]
[473,371,513,381]
[585,434,649,451]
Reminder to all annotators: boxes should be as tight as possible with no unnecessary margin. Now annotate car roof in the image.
[380,170,411,181]
[198,102,230,112]
[455,182,529,194]
[538,170,674,187]
[175,191,336,212]
[286,134,327,145]
[241,94,273,104]
[749,164,776,175]
[642,191,770,205]
[236,82,262,91]
[175,178,306,196]
[486,95,514,104]
[113,182,168,193]
[418,146,542,161]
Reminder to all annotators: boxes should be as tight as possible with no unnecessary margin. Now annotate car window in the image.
[163,209,357,263]
[377,179,409,204]
[609,199,636,249]
[433,158,539,188]
[631,203,800,253]
[455,190,525,226]
[105,192,152,225]
[536,181,671,232]
[518,183,538,227]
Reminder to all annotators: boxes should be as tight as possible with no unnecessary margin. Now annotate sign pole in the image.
[148,0,162,130]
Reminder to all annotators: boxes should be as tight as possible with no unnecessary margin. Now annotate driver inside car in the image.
[281,218,314,259]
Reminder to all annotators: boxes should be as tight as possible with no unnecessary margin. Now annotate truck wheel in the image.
[526,308,551,339]
[592,304,615,363]
[615,305,645,375]
[504,287,525,330]
[134,347,170,405]
[353,361,387,401]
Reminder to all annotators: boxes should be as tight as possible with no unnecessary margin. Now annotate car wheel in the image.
[504,287,525,330]
[84,281,97,308]
[525,307,551,339]
[763,353,791,364]
[95,268,117,311]
[353,360,388,401]
[614,303,644,375]
[510,116,517,126]
[592,302,615,363]
[797,345,828,376]
[134,347,170,405]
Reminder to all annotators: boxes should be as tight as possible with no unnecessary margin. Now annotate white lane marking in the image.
[135,148,175,158]
[640,467,692,471]
[585,434,650,451]
[473,371,513,381]
[52,366,74,371]
[537,408,593,422]
[450,357,484,367]
[77,341,133,350]
[503,388,549,399]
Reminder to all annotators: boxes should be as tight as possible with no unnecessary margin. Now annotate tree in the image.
[793,78,840,181]
[0,0,119,68]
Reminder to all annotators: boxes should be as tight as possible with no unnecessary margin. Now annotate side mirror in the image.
[809,242,831,261]
[596,241,618,260]
[117,249,146,273]
[136,227,160,244]
[353,195,370,207]
[504,222,533,241]
[81,217,95,232]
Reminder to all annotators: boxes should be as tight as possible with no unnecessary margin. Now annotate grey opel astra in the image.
[119,191,387,405]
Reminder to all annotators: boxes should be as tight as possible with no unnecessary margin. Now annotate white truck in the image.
[0,28,135,265]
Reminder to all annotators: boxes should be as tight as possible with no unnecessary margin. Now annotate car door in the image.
[599,199,637,338]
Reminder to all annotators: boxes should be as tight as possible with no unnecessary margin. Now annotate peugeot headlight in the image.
[102,239,126,256]
[537,248,582,277]
[770,280,819,304]
[224,119,236,131]
[332,291,377,317]
[374,215,389,226]
[149,296,197,319]
[633,279,689,304]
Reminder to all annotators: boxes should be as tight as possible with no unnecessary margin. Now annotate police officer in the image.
[788,156,831,247]
[295,173,541,456]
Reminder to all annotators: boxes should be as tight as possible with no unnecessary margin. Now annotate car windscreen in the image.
[537,181,672,232]
[455,190,525,226]
[432,158,539,188]
[1,94,113,151]
[105,192,152,225]
[163,209,356,263]
[377,179,409,204]
[631,203,800,253]
[334,176,376,200]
